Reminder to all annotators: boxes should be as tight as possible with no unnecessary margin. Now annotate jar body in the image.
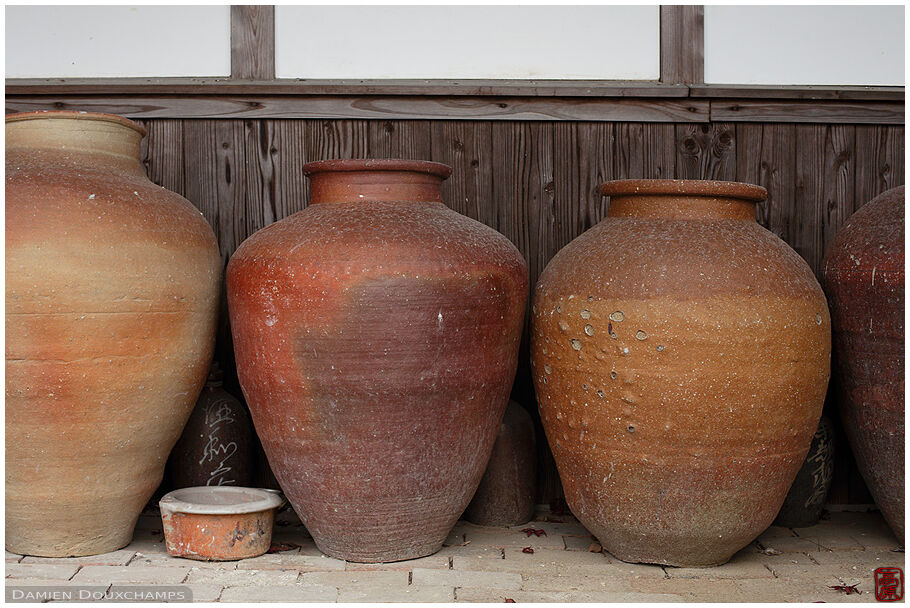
[531,180,830,566]
[6,112,221,556]
[821,186,904,542]
[226,162,528,562]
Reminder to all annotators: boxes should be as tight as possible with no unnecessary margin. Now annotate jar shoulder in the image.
[536,217,823,302]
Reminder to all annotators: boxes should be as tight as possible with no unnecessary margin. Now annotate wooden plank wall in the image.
[136,117,904,507]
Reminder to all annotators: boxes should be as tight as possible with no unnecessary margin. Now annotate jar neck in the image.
[6,116,144,173]
[607,194,758,222]
[308,170,445,204]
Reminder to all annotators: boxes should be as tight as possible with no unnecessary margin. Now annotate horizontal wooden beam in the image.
[4,78,689,98]
[4,95,710,122]
[710,100,904,124]
[692,84,904,101]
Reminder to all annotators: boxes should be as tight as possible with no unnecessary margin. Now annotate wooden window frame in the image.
[5,5,903,123]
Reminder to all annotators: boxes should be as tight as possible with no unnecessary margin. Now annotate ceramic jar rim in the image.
[5,110,147,137]
[601,179,767,202]
[303,158,453,180]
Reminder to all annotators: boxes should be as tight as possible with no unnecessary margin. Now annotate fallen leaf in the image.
[522,547,534,554]
[761,547,781,556]
[828,584,860,595]
[267,542,300,553]
[505,599,516,603]
[588,542,602,553]
[520,528,547,537]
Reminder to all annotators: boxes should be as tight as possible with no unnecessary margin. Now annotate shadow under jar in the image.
[226,159,529,562]
[531,179,831,567]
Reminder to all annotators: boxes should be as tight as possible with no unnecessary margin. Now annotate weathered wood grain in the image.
[137,119,184,195]
[4,96,710,122]
[575,122,615,227]
[660,5,704,84]
[613,123,646,179]
[675,123,736,180]
[692,84,905,101]
[712,100,904,124]
[855,125,905,212]
[5,78,691,98]
[430,121,496,226]
[818,125,856,259]
[272,119,309,219]
[231,6,275,80]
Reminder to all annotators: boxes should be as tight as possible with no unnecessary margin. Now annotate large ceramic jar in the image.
[226,159,528,562]
[821,186,904,542]
[531,179,830,567]
[6,111,221,557]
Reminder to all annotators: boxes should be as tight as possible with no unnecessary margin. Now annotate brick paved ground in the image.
[5,508,903,602]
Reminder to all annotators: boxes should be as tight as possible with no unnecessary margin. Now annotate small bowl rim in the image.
[159,486,284,515]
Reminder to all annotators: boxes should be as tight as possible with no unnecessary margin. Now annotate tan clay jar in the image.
[531,179,830,567]
[6,111,221,557]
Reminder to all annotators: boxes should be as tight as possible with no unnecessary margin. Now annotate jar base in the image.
[315,539,445,564]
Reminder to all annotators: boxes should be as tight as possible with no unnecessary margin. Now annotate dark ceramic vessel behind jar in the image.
[167,363,255,489]
[465,400,537,527]
[226,159,529,562]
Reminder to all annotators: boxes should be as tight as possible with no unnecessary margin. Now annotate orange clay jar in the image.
[531,179,830,567]
[6,111,221,557]
[226,159,528,562]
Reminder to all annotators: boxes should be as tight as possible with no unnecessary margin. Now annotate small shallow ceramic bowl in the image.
[159,487,285,561]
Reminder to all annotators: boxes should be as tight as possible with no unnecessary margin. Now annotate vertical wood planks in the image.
[575,122,615,228]
[139,119,185,196]
[855,125,905,212]
[272,119,309,218]
[430,121,496,226]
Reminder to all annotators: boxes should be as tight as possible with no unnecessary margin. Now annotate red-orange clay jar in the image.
[6,111,221,557]
[226,159,528,562]
[821,186,904,543]
[531,179,831,567]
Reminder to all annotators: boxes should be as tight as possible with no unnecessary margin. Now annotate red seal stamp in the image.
[875,567,903,602]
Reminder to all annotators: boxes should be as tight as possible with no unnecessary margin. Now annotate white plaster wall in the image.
[5,5,231,78]
[6,5,905,85]
[705,5,905,86]
[274,5,660,80]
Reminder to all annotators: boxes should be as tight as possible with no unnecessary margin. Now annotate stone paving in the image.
[5,507,903,602]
